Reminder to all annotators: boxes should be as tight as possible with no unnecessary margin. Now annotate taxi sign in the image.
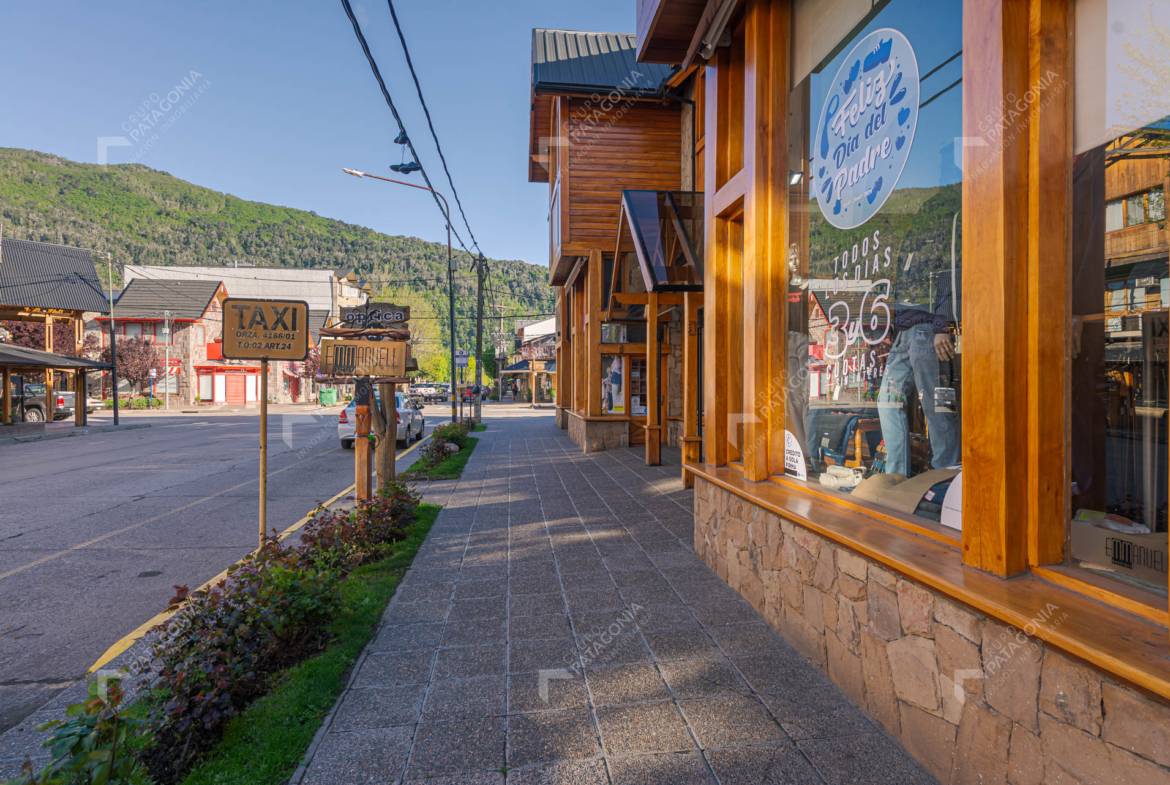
[320,339,407,378]
[222,298,310,361]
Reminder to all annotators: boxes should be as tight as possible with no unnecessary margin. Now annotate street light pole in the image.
[163,309,172,411]
[342,168,458,423]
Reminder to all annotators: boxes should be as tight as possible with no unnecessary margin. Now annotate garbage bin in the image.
[319,387,338,406]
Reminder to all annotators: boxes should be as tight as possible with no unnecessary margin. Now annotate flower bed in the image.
[403,421,479,480]
[5,482,427,785]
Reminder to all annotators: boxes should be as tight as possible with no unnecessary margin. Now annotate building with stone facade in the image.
[529,1,1170,783]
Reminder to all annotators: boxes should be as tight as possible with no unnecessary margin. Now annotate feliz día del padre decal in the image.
[812,28,919,230]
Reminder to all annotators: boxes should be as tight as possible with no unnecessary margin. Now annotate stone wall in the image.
[567,414,628,453]
[555,407,568,430]
[693,477,1170,785]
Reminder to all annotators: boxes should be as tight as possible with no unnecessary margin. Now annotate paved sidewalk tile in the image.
[292,408,937,785]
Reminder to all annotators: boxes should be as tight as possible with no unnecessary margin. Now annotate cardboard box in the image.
[1070,519,1168,589]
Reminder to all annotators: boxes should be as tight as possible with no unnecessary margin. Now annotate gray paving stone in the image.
[506,759,609,785]
[509,668,590,713]
[679,694,787,749]
[780,706,876,741]
[596,700,695,755]
[455,578,509,599]
[658,657,750,699]
[408,716,506,778]
[704,621,783,656]
[797,733,938,785]
[441,616,507,646]
[705,743,826,785]
[434,643,506,679]
[507,708,602,768]
[353,648,435,688]
[511,592,567,617]
[422,674,506,720]
[384,599,451,626]
[585,663,672,707]
[301,726,412,785]
[643,630,720,662]
[510,612,573,642]
[403,772,504,785]
[510,637,578,674]
[449,596,508,621]
[332,684,426,730]
[608,751,716,785]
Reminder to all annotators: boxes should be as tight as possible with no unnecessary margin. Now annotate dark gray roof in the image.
[0,342,110,370]
[0,238,109,313]
[114,278,222,319]
[532,29,675,95]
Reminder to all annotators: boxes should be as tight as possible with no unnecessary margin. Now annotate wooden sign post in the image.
[221,298,310,549]
[354,377,373,501]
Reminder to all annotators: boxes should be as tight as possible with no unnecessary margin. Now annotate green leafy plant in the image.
[3,677,150,785]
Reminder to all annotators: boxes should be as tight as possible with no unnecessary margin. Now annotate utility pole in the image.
[473,256,485,422]
[163,309,172,410]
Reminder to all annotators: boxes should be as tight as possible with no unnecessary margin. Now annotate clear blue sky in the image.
[0,0,634,266]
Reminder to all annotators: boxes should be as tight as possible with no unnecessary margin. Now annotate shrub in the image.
[6,678,150,785]
[298,481,420,572]
[430,421,471,449]
[142,545,339,783]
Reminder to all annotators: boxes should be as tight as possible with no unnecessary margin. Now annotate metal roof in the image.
[309,309,330,343]
[124,265,336,312]
[0,238,109,313]
[531,29,675,95]
[113,279,222,320]
[0,342,110,370]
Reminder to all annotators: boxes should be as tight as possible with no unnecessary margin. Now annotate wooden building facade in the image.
[543,0,1170,782]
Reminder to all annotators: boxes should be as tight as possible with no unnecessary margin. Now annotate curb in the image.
[0,422,153,445]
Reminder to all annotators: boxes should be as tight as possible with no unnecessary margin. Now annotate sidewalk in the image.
[294,408,936,785]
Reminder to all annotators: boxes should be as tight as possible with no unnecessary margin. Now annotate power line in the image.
[385,0,483,260]
[337,0,474,259]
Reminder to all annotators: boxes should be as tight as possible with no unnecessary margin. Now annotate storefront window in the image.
[601,354,625,414]
[630,357,648,416]
[1070,0,1170,594]
[785,0,963,529]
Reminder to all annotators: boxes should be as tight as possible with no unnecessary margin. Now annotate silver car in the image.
[338,391,424,449]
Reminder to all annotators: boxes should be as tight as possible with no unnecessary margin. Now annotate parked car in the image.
[338,391,424,449]
[461,384,487,402]
[9,377,91,422]
[413,382,450,403]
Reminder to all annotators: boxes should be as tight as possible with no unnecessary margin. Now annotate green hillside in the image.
[0,147,552,379]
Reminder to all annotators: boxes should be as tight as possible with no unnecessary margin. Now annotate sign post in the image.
[354,377,372,502]
[221,298,310,549]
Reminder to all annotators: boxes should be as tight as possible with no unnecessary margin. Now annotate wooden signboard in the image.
[222,298,310,361]
[340,302,410,329]
[320,339,407,378]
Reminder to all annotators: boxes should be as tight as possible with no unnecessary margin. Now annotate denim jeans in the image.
[877,323,961,475]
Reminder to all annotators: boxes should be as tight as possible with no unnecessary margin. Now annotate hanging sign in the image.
[340,302,410,328]
[222,298,310,360]
[812,28,919,229]
[320,339,407,377]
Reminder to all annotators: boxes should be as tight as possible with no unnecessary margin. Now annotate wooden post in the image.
[1,367,10,425]
[74,369,86,427]
[586,250,603,416]
[44,316,55,421]
[681,291,701,483]
[258,359,268,548]
[355,378,372,502]
[646,292,662,465]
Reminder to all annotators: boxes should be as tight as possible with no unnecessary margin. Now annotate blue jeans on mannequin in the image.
[877,323,960,476]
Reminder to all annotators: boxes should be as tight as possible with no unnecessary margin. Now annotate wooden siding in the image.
[563,100,682,252]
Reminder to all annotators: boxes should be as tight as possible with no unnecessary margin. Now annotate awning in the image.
[609,190,704,314]
[0,343,110,371]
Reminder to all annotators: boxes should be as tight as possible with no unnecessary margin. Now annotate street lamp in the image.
[342,167,458,423]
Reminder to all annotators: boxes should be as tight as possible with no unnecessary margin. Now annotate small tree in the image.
[102,337,159,395]
[300,346,321,380]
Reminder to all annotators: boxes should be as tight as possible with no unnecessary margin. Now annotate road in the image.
[0,405,433,733]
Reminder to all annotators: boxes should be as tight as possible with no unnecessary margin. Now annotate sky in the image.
[0,0,634,267]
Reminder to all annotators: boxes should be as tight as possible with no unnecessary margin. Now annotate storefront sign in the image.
[320,339,406,378]
[222,298,310,361]
[784,430,808,480]
[813,28,919,229]
[340,302,410,328]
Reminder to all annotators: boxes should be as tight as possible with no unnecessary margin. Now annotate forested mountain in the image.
[0,147,552,378]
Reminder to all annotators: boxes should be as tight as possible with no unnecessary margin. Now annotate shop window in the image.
[124,323,142,340]
[1106,199,1124,232]
[630,357,648,416]
[601,321,647,344]
[601,354,625,414]
[198,374,213,402]
[1070,0,1170,594]
[1126,192,1147,226]
[784,0,963,529]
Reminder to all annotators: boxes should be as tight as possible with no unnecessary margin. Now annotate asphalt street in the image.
[0,405,434,733]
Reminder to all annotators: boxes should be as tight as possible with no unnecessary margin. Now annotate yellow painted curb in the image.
[87,482,356,673]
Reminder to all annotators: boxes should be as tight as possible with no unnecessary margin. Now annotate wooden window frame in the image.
[691,0,1170,693]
